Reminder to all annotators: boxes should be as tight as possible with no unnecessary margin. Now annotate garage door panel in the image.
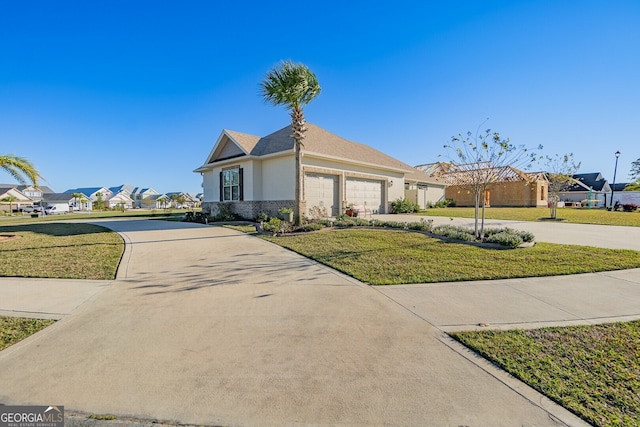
[346,178,383,213]
[305,173,338,216]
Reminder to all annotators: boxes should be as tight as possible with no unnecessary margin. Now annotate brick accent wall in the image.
[202,200,296,220]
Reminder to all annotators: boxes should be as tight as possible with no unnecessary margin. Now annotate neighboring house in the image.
[153,194,171,209]
[132,188,160,208]
[404,169,446,209]
[0,185,32,211]
[16,185,55,203]
[110,184,160,208]
[40,192,74,206]
[611,183,640,206]
[65,187,113,210]
[416,162,548,208]
[195,123,445,218]
[107,191,134,209]
[559,173,610,208]
[165,191,198,208]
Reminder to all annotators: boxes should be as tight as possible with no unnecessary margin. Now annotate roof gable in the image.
[0,186,31,201]
[203,130,261,165]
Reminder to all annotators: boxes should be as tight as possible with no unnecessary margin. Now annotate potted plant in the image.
[344,203,355,217]
[278,207,294,223]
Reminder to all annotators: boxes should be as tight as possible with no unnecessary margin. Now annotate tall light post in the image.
[611,150,621,209]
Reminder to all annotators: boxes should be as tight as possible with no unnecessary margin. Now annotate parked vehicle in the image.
[44,203,70,215]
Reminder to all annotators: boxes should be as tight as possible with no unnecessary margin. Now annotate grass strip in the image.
[0,223,124,279]
[451,322,640,426]
[0,316,55,351]
[261,228,640,285]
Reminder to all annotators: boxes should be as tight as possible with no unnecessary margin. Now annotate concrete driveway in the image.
[0,218,593,426]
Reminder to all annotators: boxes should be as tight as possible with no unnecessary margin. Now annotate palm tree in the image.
[1,195,17,214]
[0,155,41,186]
[72,192,85,211]
[260,60,321,225]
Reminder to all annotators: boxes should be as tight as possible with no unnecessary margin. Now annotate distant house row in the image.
[0,183,202,212]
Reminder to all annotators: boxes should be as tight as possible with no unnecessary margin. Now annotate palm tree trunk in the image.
[290,106,307,226]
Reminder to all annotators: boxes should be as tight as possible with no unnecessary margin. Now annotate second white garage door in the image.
[346,178,384,213]
[305,173,339,216]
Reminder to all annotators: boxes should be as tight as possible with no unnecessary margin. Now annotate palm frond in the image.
[0,154,42,186]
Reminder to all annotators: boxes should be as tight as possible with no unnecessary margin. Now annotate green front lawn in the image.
[261,228,640,285]
[417,207,640,227]
[0,316,55,351]
[0,223,124,279]
[452,322,640,426]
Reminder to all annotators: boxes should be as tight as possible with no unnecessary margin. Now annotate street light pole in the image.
[611,150,620,209]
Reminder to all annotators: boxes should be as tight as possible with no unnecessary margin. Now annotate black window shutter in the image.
[239,168,244,201]
[219,171,223,201]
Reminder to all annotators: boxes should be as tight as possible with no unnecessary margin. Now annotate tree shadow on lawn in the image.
[0,223,111,237]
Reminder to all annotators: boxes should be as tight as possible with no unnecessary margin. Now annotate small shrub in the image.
[484,227,535,243]
[334,217,357,227]
[369,219,385,227]
[391,198,420,214]
[354,218,371,226]
[433,199,456,208]
[316,219,333,227]
[518,230,535,243]
[297,223,325,232]
[380,221,407,229]
[432,225,475,241]
[407,218,434,232]
[622,203,639,212]
[485,231,523,248]
[256,212,269,223]
[262,217,283,233]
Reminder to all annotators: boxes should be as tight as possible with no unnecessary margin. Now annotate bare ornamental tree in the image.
[544,153,580,219]
[444,127,541,239]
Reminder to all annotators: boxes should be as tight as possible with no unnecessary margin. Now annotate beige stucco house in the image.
[195,124,445,219]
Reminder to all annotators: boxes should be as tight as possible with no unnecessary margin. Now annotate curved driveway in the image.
[1,217,638,425]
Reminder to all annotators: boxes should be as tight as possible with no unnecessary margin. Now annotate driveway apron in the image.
[0,219,585,425]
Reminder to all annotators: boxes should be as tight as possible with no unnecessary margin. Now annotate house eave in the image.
[302,151,412,174]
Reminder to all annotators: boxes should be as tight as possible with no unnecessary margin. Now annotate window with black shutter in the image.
[220,167,243,201]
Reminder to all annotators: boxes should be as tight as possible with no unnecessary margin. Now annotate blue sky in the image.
[1,0,638,194]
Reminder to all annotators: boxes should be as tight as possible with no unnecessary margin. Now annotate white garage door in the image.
[346,178,384,213]
[305,173,339,216]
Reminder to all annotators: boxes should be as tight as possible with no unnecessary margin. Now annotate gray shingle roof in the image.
[217,124,441,184]
[568,173,608,192]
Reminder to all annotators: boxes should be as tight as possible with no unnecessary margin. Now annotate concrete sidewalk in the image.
[0,219,591,426]
[377,268,640,332]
